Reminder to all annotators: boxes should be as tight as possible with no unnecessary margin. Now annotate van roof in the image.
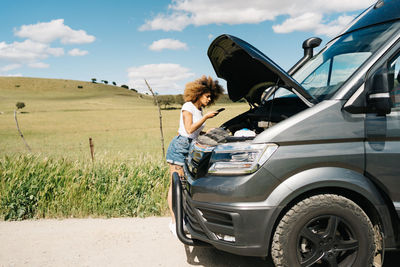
[343,0,400,34]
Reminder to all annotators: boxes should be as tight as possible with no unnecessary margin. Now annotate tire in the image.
[271,194,375,267]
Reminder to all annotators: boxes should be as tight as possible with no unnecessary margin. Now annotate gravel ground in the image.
[0,217,399,267]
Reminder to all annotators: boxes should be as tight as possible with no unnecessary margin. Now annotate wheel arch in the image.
[263,167,397,253]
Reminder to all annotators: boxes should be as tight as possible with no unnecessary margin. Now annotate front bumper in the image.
[172,172,281,257]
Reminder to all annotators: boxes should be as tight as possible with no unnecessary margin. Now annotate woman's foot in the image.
[169,220,177,237]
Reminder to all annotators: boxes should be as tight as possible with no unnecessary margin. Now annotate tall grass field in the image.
[0,77,248,220]
[0,154,168,220]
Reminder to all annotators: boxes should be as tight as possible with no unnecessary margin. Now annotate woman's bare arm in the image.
[182,110,218,134]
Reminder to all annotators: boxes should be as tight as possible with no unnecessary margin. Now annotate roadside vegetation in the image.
[0,154,168,220]
[0,77,248,220]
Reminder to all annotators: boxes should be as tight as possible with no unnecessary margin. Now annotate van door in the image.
[365,51,400,214]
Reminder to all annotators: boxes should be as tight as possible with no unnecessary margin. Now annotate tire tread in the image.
[271,194,375,267]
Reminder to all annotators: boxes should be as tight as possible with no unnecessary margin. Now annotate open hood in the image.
[208,34,316,106]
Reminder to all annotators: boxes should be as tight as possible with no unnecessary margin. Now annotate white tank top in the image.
[178,102,204,139]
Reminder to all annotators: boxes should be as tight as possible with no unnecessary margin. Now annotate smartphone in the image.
[216,108,225,113]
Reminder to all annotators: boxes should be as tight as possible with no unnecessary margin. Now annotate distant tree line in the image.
[156,94,184,109]
[155,94,235,109]
[121,84,137,92]
[91,78,138,92]
[89,78,238,104]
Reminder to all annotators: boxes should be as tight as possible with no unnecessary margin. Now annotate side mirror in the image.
[343,67,392,115]
[366,68,392,115]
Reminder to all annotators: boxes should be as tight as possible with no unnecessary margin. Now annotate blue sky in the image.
[0,0,375,94]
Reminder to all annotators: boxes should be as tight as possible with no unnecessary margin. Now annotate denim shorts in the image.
[166,135,192,166]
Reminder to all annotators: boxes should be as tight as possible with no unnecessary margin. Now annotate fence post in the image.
[89,137,94,162]
[14,110,31,152]
[144,79,165,158]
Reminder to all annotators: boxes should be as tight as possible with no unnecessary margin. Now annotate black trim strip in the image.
[366,136,400,142]
[278,136,400,146]
[278,138,364,146]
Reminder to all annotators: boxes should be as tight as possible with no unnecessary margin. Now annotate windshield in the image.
[274,20,400,101]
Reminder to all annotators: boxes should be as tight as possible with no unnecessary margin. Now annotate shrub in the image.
[16,102,25,110]
[158,95,175,109]
[175,94,184,106]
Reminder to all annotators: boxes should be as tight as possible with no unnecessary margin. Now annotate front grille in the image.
[183,189,236,239]
[198,208,233,227]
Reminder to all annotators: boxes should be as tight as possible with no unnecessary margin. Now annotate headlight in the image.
[208,143,278,175]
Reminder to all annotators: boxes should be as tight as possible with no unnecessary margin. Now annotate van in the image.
[172,0,400,266]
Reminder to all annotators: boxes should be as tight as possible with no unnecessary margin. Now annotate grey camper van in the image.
[172,0,400,266]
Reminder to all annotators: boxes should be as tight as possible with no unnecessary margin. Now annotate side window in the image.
[300,52,370,99]
[302,59,330,89]
[388,52,400,110]
[330,53,370,85]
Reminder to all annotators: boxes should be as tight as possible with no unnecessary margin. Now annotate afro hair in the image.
[183,75,224,106]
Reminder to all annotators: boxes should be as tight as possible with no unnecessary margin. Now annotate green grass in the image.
[0,77,248,160]
[0,77,249,220]
[0,154,169,220]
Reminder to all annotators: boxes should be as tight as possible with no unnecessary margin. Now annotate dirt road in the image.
[0,217,399,266]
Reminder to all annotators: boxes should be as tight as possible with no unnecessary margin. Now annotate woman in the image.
[166,75,224,235]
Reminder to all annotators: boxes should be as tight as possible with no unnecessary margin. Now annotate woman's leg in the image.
[168,163,184,222]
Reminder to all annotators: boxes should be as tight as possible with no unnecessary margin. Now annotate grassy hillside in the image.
[0,77,248,160]
[0,77,249,219]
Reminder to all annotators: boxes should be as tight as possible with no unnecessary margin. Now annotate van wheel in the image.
[271,194,375,267]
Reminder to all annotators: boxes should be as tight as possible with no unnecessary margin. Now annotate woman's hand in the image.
[204,111,218,119]
[182,110,219,135]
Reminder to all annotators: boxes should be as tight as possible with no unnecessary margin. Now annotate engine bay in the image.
[197,95,308,146]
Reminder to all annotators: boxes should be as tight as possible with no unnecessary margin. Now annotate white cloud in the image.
[127,63,195,94]
[140,13,191,31]
[68,48,89,56]
[47,47,65,57]
[140,0,375,36]
[273,13,323,34]
[5,73,22,77]
[0,20,94,73]
[14,19,96,44]
[315,15,355,37]
[149,39,188,51]
[28,62,49,69]
[1,64,21,72]
[273,13,355,37]
[0,40,64,62]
